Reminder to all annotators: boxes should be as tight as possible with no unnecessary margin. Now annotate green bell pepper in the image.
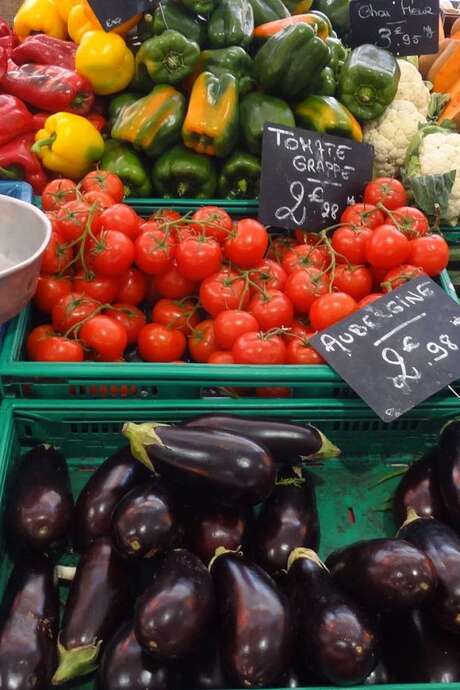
[189,47,255,95]
[312,66,336,96]
[139,3,207,46]
[284,0,313,11]
[338,44,400,121]
[153,144,218,198]
[294,95,363,141]
[247,0,289,26]
[111,85,186,158]
[108,92,140,129]
[313,0,350,36]
[180,0,217,15]
[218,150,261,199]
[208,0,254,48]
[326,36,347,77]
[253,23,330,99]
[135,30,200,85]
[101,140,153,197]
[240,92,295,155]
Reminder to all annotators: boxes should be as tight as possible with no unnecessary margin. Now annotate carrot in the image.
[428,40,460,93]
[419,37,451,79]
[253,14,329,40]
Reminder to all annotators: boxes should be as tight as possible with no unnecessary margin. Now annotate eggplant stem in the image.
[276,477,305,488]
[55,565,77,581]
[287,547,329,573]
[122,422,168,472]
[397,507,423,536]
[309,429,341,460]
[51,637,102,685]
[208,545,241,572]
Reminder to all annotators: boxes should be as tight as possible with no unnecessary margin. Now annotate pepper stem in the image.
[356,86,374,104]
[51,637,102,685]
[31,133,57,154]
[177,181,189,197]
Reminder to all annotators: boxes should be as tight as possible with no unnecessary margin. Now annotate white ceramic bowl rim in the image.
[0,195,52,279]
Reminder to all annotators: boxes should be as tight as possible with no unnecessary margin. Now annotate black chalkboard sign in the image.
[349,0,439,56]
[87,0,156,31]
[258,123,374,232]
[310,276,460,422]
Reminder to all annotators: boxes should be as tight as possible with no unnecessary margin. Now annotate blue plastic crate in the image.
[0,181,33,204]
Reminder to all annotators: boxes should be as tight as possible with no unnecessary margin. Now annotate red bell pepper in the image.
[0,17,18,58]
[0,46,6,80]
[0,95,35,147]
[12,34,77,70]
[0,61,94,116]
[86,111,107,132]
[0,132,48,193]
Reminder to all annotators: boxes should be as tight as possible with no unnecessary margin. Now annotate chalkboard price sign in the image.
[349,0,439,56]
[87,0,156,31]
[258,123,374,232]
[310,276,460,422]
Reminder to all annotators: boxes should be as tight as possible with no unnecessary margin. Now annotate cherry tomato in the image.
[153,263,197,300]
[93,204,142,240]
[381,265,425,292]
[73,272,120,304]
[82,191,115,214]
[191,206,232,243]
[117,268,147,305]
[152,298,199,335]
[176,236,222,281]
[138,324,186,362]
[409,235,449,276]
[224,219,269,269]
[52,293,100,334]
[284,267,329,314]
[41,231,73,274]
[249,289,294,330]
[266,236,296,263]
[208,351,235,364]
[199,269,249,317]
[87,230,134,277]
[55,201,90,242]
[287,338,324,365]
[214,310,260,350]
[232,331,287,364]
[249,259,287,293]
[188,319,217,363]
[42,179,77,212]
[34,336,84,362]
[34,275,72,314]
[27,324,56,360]
[390,207,430,238]
[81,170,124,203]
[310,292,358,331]
[80,315,128,361]
[358,293,385,308]
[341,203,385,230]
[105,304,146,345]
[365,224,411,269]
[331,225,373,265]
[363,178,407,210]
[134,229,176,275]
[282,244,326,274]
[332,265,373,301]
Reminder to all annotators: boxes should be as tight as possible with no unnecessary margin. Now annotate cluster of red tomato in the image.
[27,173,449,365]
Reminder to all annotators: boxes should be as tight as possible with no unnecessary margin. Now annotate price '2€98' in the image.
[275,181,341,227]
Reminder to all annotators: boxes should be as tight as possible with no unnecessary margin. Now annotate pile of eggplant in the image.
[1,415,460,690]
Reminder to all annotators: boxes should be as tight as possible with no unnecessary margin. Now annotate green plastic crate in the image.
[2,396,460,690]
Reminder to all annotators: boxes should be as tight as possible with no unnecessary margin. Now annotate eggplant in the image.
[393,448,445,527]
[286,548,377,686]
[135,549,214,660]
[382,609,460,683]
[0,556,59,690]
[52,538,131,685]
[184,414,340,464]
[398,511,460,634]
[364,660,390,685]
[326,538,436,612]
[438,420,460,529]
[112,482,181,559]
[210,550,292,688]
[187,637,228,689]
[98,621,182,690]
[74,445,150,549]
[5,444,73,553]
[248,468,319,577]
[123,423,276,507]
[186,505,248,566]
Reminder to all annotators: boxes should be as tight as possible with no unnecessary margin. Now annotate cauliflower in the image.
[363,100,426,178]
[417,131,460,224]
[395,60,431,117]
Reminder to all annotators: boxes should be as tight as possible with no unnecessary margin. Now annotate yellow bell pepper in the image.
[58,0,80,23]
[76,31,135,95]
[68,1,141,43]
[33,112,104,180]
[14,0,68,41]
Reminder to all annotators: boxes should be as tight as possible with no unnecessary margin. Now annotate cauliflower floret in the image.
[419,131,460,223]
[363,100,425,178]
[395,60,431,117]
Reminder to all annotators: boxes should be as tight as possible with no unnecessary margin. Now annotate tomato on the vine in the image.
[358,293,385,308]
[363,178,407,210]
[80,315,127,361]
[105,304,146,345]
[73,272,120,304]
[152,298,199,335]
[214,310,260,350]
[232,331,287,364]
[80,170,124,203]
[332,265,373,301]
[55,201,90,242]
[27,324,55,360]
[286,337,324,365]
[381,265,425,292]
[249,259,287,293]
[116,268,147,305]
[284,267,329,314]
[365,224,411,270]
[138,323,186,362]
[199,269,249,317]
[176,236,222,281]
[249,289,294,330]
[341,203,385,230]
[82,191,115,214]
[42,179,77,212]
[134,229,176,276]
[34,275,72,314]
[390,207,430,238]
[266,236,296,263]
[310,292,357,331]
[208,351,235,364]
[331,225,372,265]
[153,264,197,300]
[51,293,100,334]
[282,244,327,274]
[34,336,84,362]
[87,230,134,277]
[224,219,268,269]
[41,231,73,274]
[409,235,449,276]
[93,204,142,240]
[188,319,217,362]
[191,206,232,243]
[151,209,183,237]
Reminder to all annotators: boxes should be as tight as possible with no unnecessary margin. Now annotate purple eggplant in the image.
[184,414,340,464]
[135,549,214,660]
[364,660,390,685]
[398,511,460,634]
[98,621,182,690]
[326,538,436,612]
[210,550,292,688]
[393,449,445,527]
[52,538,131,685]
[112,482,181,559]
[123,423,276,507]
[74,445,150,549]
[186,505,248,566]
[0,556,59,690]
[5,444,73,553]
[286,548,377,686]
[248,468,319,577]
[187,637,228,689]
[438,420,460,529]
